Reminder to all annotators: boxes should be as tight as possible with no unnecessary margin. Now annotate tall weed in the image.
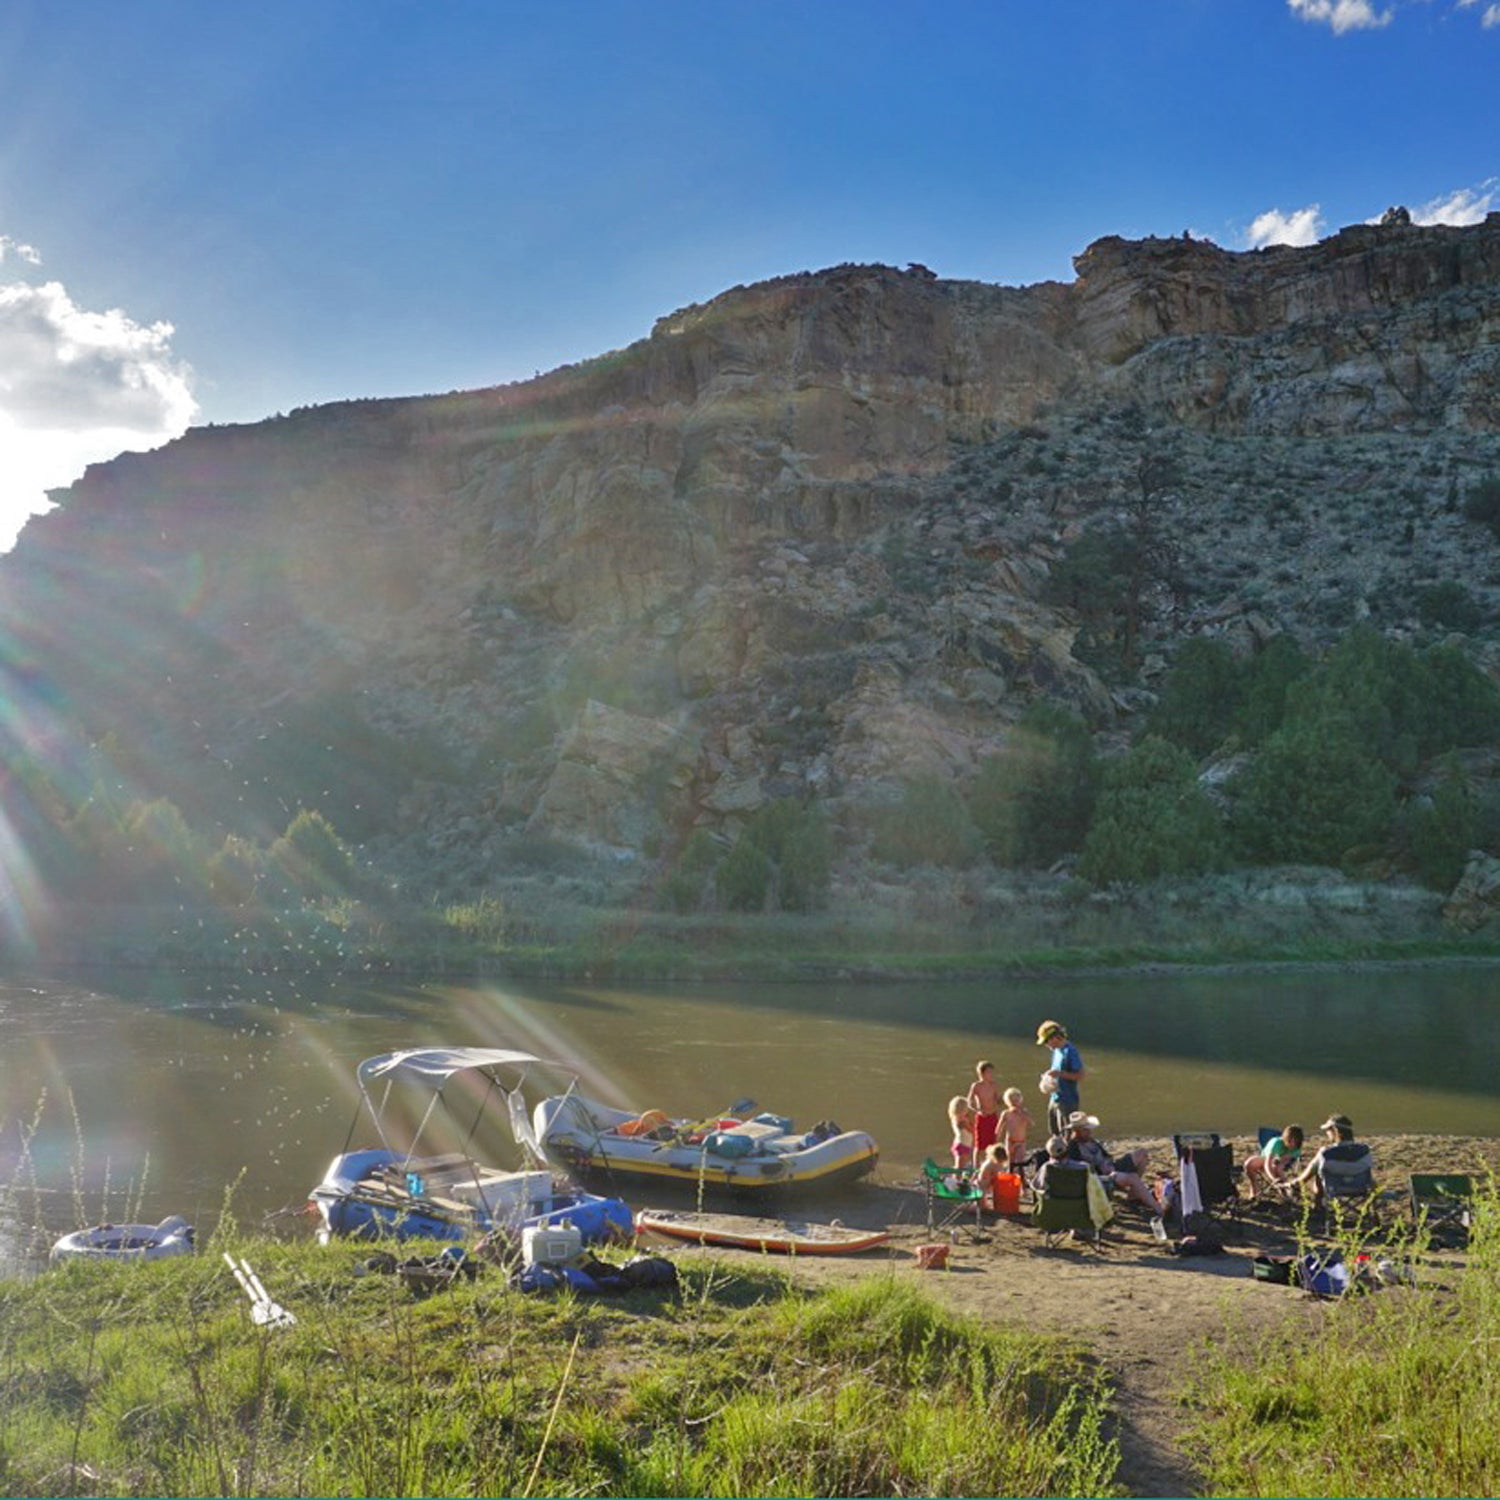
[1187,1183,1500,1498]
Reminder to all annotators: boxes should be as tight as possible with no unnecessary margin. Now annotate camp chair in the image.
[1410,1173,1473,1247]
[921,1158,987,1241]
[1031,1163,1109,1249]
[1317,1141,1376,1225]
[1174,1133,1241,1221]
[1189,1144,1240,1217]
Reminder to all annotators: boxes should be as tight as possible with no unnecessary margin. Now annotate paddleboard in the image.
[634,1208,890,1255]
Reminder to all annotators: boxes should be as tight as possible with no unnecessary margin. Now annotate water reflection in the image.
[1,965,1496,1271]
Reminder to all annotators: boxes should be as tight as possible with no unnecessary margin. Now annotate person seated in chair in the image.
[1064,1112,1159,1211]
[1284,1113,1371,1206]
[1033,1134,1084,1193]
[1244,1123,1305,1199]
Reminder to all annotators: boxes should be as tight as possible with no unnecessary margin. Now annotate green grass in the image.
[0,1236,1120,1498]
[1186,1188,1500,1498]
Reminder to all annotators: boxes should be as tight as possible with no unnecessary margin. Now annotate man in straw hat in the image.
[1063,1111,1158,1211]
[1035,1019,1084,1137]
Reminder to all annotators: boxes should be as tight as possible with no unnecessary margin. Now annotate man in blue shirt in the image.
[1036,1019,1085,1137]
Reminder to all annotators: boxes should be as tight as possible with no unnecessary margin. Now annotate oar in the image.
[223,1252,296,1328]
[656,1097,758,1150]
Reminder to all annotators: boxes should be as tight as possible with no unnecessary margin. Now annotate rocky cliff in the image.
[4,214,1500,899]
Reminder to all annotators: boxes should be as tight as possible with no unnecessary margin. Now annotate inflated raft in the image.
[308,1047,632,1246]
[534,1094,879,1196]
[51,1215,195,1263]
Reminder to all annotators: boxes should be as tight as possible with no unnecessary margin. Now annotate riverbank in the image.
[16,890,1500,984]
[4,1133,1495,1497]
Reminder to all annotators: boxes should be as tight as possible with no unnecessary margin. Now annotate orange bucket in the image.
[915,1243,950,1270]
[990,1173,1023,1215]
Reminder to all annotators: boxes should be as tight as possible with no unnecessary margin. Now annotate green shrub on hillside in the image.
[269,808,358,898]
[206,833,267,905]
[970,703,1099,867]
[1147,637,1243,757]
[1078,737,1226,884]
[870,776,983,869]
[751,798,833,912]
[1234,633,1311,746]
[657,829,721,913]
[1402,758,1477,891]
[699,799,834,914]
[1231,715,1398,864]
[1147,634,1313,758]
[1415,579,1486,634]
[1284,626,1500,778]
[715,836,773,912]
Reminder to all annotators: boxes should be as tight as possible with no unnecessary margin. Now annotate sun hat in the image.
[1046,1135,1069,1158]
[1035,1019,1066,1045]
[1065,1111,1100,1131]
[1319,1113,1353,1134]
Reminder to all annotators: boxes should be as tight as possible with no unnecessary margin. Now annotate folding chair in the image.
[1318,1141,1376,1228]
[1410,1173,1473,1247]
[1189,1144,1240,1217]
[1031,1163,1109,1249]
[921,1158,986,1241]
[1174,1132,1241,1221]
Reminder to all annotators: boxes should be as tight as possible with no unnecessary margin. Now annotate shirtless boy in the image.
[967,1060,1002,1156]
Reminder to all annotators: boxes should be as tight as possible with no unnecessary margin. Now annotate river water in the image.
[2,965,1496,1268]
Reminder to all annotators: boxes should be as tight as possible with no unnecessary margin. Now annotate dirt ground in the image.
[637,1133,1499,1499]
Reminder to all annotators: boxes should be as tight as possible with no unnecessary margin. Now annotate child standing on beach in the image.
[996,1086,1033,1173]
[948,1096,976,1171]
[967,1060,1001,1157]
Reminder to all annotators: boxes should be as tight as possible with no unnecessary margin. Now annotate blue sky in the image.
[0,0,1496,548]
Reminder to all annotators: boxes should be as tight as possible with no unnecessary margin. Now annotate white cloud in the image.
[1483,3,1500,26]
[1245,204,1326,249]
[0,236,42,266]
[0,255,196,551]
[1413,179,1499,225]
[1287,0,1395,32]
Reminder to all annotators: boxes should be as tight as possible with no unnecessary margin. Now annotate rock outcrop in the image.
[3,215,1499,883]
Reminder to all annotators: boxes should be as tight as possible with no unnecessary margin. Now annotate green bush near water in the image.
[0,1245,1119,1499]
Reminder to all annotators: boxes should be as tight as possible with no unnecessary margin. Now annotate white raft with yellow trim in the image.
[533,1095,878,1196]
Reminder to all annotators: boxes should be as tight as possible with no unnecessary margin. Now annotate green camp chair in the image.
[1031,1163,1105,1249]
[921,1158,987,1241]
[1410,1173,1473,1246]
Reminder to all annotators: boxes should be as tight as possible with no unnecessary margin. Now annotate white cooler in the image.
[522,1223,583,1267]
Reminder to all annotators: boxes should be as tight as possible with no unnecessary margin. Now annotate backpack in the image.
[1170,1216,1226,1256]
[618,1254,679,1290]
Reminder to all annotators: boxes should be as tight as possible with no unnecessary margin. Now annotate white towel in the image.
[1180,1153,1203,1219]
